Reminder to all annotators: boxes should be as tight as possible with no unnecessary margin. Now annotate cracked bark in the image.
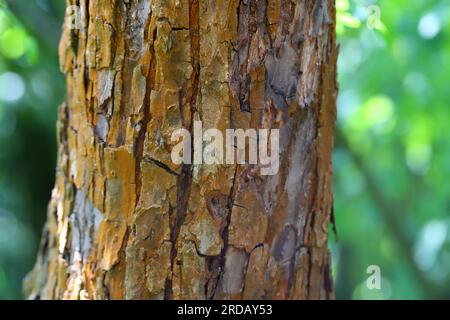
[25,0,337,300]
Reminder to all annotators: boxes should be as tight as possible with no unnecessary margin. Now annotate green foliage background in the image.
[0,0,449,299]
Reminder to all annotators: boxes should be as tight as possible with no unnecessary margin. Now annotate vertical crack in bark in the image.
[230,0,258,113]
[323,256,333,299]
[101,272,110,300]
[207,168,238,299]
[164,0,200,299]
[305,246,313,300]
[134,24,157,208]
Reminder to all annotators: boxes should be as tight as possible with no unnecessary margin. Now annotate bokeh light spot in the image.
[415,220,447,271]
[418,13,441,39]
[0,209,18,244]
[0,72,25,102]
[0,27,29,59]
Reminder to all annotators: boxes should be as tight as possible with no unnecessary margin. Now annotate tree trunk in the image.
[25,0,337,300]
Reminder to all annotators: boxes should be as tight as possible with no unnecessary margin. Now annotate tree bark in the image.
[25,0,337,300]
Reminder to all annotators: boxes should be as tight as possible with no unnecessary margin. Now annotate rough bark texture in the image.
[25,0,337,300]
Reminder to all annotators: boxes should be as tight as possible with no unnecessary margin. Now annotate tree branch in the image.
[335,127,447,299]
